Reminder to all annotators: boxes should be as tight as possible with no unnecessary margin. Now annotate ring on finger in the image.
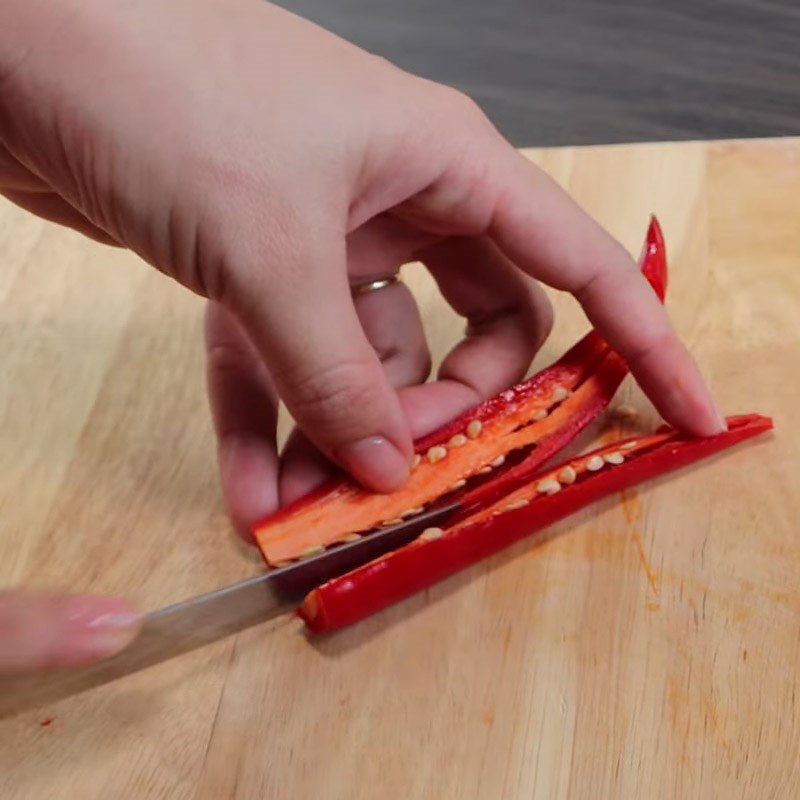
[349,274,401,297]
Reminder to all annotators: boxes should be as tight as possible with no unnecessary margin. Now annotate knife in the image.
[0,502,459,717]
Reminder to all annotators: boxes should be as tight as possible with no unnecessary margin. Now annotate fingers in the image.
[229,235,412,494]
[421,235,553,397]
[346,212,437,284]
[0,590,139,674]
[382,235,554,441]
[484,151,724,435]
[353,280,432,388]
[278,428,340,507]
[279,280,432,504]
[391,103,722,437]
[205,302,281,535]
[276,231,553,505]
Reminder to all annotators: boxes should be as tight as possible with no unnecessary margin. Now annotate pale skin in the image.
[0,0,724,673]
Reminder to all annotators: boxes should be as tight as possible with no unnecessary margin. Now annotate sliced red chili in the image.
[299,414,773,632]
[253,217,667,566]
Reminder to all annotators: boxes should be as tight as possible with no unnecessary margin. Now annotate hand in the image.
[0,590,140,673]
[0,0,722,671]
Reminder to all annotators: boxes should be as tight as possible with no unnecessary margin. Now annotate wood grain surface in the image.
[1,137,798,799]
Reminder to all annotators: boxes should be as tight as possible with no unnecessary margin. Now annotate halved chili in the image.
[299,414,773,632]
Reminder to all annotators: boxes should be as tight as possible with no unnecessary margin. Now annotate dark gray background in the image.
[278,0,799,146]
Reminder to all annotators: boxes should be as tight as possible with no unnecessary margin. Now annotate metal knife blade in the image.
[0,502,459,717]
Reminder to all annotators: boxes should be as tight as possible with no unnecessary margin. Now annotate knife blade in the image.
[0,502,459,717]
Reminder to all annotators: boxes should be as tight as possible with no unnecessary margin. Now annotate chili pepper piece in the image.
[455,351,628,515]
[299,414,772,632]
[640,215,667,303]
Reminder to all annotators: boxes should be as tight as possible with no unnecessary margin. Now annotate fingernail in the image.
[60,596,141,664]
[83,629,140,660]
[85,612,143,630]
[337,436,410,493]
[713,408,728,433]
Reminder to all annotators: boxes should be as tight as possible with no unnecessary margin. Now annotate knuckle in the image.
[440,87,497,140]
[205,312,254,375]
[366,52,403,76]
[206,341,251,380]
[285,359,386,438]
[439,86,482,119]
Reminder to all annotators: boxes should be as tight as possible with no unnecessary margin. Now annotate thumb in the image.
[0,590,140,674]
[230,238,412,493]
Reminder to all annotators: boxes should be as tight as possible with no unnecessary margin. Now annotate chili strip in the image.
[299,414,772,632]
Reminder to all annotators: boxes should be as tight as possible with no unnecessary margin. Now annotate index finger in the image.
[487,151,724,436]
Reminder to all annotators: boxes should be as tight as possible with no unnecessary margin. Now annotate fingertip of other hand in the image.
[58,595,142,666]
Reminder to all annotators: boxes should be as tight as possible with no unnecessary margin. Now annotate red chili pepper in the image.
[299,414,773,632]
[253,218,667,566]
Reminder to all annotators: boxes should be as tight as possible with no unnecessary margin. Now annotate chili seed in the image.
[343,533,363,543]
[382,517,404,526]
[449,433,468,447]
[502,498,529,511]
[586,455,604,471]
[552,386,570,402]
[402,506,425,518]
[478,466,493,475]
[451,479,466,490]
[558,465,577,485]
[604,451,625,465]
[621,441,638,450]
[419,527,444,541]
[537,477,561,495]
[466,419,483,439]
[490,454,506,467]
[427,445,447,464]
[532,409,548,421]
[412,454,422,469]
[300,545,326,559]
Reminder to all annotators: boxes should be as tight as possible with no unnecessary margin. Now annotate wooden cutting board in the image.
[1,137,798,799]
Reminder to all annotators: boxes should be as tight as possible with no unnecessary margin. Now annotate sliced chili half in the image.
[299,413,773,632]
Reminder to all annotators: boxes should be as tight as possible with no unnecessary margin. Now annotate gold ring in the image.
[350,275,400,297]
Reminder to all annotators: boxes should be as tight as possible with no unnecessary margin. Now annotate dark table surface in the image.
[279,0,799,147]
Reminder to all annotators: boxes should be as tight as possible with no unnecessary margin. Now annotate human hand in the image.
[0,0,722,670]
[0,590,139,674]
